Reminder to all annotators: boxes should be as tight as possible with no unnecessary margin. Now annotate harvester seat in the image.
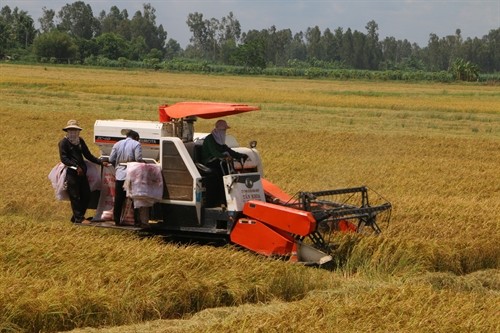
[185,141,213,174]
[184,141,196,161]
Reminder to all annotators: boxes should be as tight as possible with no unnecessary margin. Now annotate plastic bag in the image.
[85,161,101,191]
[124,162,163,208]
[48,162,69,201]
[92,165,115,221]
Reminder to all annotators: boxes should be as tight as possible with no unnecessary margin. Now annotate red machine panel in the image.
[230,218,298,261]
[242,200,316,237]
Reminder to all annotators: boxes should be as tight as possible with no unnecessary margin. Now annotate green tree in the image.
[260,26,293,66]
[206,17,220,61]
[99,6,131,39]
[219,12,241,62]
[232,39,266,69]
[352,30,366,68]
[381,36,398,67]
[75,37,98,62]
[220,12,241,44]
[483,28,500,72]
[146,47,162,59]
[381,37,418,69]
[341,28,354,67]
[33,30,77,62]
[130,4,166,53]
[424,32,462,71]
[332,27,344,62]
[95,32,128,60]
[57,1,99,39]
[164,38,181,59]
[39,7,55,33]
[127,36,147,60]
[0,19,9,56]
[288,31,307,61]
[425,33,442,70]
[321,28,335,62]
[305,26,321,60]
[365,20,382,69]
[0,6,36,49]
[0,6,14,54]
[461,37,486,71]
[241,28,271,64]
[186,12,207,58]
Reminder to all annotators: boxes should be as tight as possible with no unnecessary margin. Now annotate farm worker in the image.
[108,129,144,226]
[201,119,248,170]
[201,119,248,206]
[59,119,108,223]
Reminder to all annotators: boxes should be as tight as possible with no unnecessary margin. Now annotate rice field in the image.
[0,64,499,332]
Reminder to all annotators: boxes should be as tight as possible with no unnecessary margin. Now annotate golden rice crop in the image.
[0,64,498,332]
[0,216,333,332]
[69,272,499,333]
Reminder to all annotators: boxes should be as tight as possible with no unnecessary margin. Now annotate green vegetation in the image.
[1,2,500,82]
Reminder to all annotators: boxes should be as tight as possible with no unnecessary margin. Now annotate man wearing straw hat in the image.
[59,119,108,223]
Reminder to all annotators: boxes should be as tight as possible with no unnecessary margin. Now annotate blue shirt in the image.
[109,137,143,181]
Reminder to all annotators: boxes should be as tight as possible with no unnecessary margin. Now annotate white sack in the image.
[48,162,69,201]
[124,162,163,208]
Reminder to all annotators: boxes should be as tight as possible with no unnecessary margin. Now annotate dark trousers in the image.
[114,180,140,225]
[113,180,126,224]
[205,159,227,207]
[66,169,91,223]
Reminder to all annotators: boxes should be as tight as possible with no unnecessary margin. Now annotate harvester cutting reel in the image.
[288,186,392,253]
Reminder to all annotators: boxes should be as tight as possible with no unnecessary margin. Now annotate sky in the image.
[3,0,500,47]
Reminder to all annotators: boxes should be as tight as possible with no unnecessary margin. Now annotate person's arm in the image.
[225,146,247,160]
[80,138,103,165]
[134,142,144,162]
[109,143,118,166]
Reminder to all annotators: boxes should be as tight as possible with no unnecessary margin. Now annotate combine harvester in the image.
[89,102,391,267]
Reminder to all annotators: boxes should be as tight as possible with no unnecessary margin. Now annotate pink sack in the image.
[85,161,101,191]
[93,165,115,221]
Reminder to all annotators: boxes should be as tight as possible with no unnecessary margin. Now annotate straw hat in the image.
[63,119,83,131]
[215,119,230,130]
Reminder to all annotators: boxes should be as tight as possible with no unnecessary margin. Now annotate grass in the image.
[0,63,499,332]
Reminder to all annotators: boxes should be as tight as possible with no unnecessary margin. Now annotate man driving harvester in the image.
[201,119,248,206]
[201,119,248,174]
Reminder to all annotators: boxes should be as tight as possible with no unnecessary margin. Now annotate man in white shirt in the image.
[109,130,143,225]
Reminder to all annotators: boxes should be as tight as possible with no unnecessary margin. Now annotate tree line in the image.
[1,2,499,79]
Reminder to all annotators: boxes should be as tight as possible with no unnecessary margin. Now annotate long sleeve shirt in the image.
[109,137,143,181]
[59,137,102,174]
[200,134,245,164]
